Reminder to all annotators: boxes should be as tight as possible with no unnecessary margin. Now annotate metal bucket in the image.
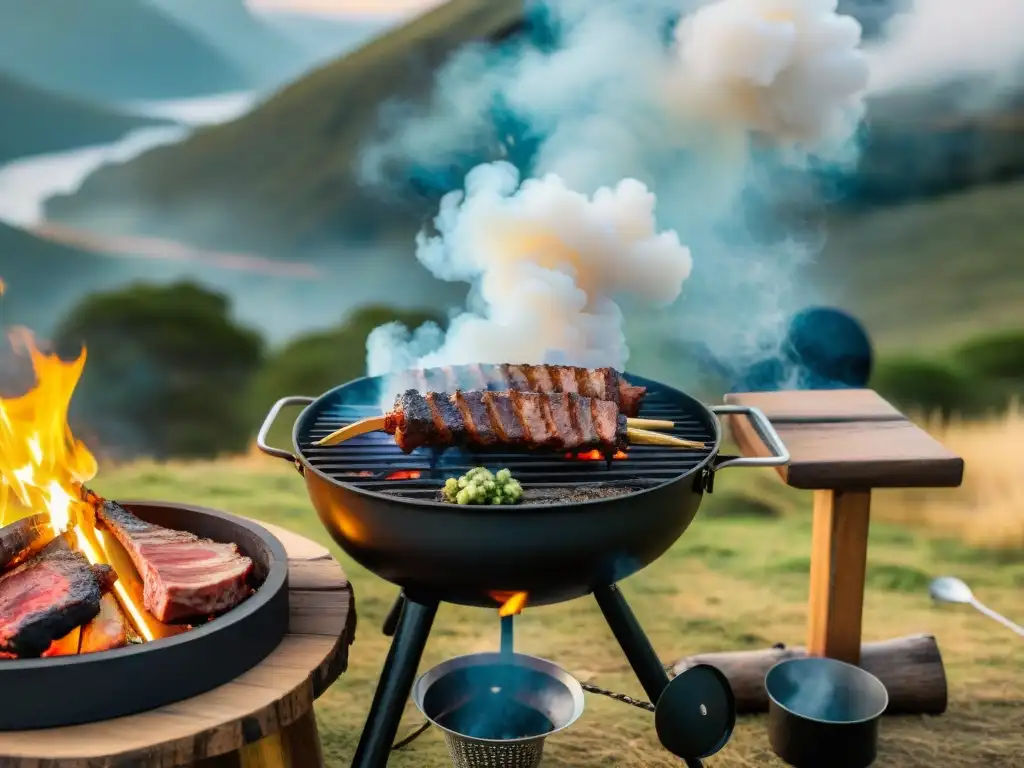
[766,657,889,768]
[412,652,585,768]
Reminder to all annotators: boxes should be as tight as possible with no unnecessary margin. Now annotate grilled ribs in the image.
[96,500,254,623]
[393,364,647,417]
[384,390,628,455]
[0,536,117,658]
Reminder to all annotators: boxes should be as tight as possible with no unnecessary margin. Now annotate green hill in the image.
[43,0,525,252]
[814,179,1024,350]
[0,74,166,164]
[0,0,249,103]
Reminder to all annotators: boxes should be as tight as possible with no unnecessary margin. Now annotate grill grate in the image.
[298,374,717,501]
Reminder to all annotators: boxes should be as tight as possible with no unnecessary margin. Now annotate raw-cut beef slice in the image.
[96,500,254,623]
[0,537,117,657]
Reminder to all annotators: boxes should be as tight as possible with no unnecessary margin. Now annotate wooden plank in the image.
[806,490,872,663]
[724,390,964,489]
[0,521,354,767]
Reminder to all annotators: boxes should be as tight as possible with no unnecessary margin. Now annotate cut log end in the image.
[671,634,948,716]
[0,515,55,573]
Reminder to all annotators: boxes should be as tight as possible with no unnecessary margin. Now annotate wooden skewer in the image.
[626,428,705,449]
[314,416,387,446]
[314,416,701,449]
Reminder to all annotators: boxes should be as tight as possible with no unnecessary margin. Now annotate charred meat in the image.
[96,500,253,623]
[383,390,628,455]
[0,537,116,657]
[394,364,647,417]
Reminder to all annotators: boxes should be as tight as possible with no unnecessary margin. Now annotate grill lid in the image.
[296,372,719,503]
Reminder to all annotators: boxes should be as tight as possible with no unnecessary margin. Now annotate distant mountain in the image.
[0,0,250,103]
[44,0,524,255]
[145,0,309,86]
[0,74,166,164]
[261,11,393,64]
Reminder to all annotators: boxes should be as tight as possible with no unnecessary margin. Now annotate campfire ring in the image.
[0,502,290,731]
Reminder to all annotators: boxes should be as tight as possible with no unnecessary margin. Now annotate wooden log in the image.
[671,634,948,716]
[0,515,54,573]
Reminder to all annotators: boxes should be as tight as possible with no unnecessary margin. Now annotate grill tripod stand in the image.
[351,585,735,767]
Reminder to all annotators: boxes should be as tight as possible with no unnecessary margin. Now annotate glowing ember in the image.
[566,450,628,461]
[490,590,528,617]
[0,328,156,643]
[385,470,422,481]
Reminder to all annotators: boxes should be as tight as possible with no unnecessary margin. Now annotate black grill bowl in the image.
[262,370,736,608]
[0,502,289,730]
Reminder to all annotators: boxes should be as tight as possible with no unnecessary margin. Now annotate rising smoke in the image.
[865,0,1024,98]
[362,0,877,393]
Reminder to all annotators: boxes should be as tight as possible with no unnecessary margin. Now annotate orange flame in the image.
[0,329,156,642]
[385,470,422,481]
[490,590,529,617]
[566,449,628,461]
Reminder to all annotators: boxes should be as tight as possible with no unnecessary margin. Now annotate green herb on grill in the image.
[442,468,523,505]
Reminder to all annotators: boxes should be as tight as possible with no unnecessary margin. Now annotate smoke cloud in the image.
[367,161,692,377]
[361,0,873,389]
[865,0,1024,97]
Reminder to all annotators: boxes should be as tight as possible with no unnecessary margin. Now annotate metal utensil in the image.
[929,576,1024,637]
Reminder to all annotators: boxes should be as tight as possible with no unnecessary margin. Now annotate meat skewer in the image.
[314,390,705,453]
[391,364,650,417]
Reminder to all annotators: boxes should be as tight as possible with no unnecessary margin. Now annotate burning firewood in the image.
[43,628,82,657]
[0,536,117,658]
[80,594,130,654]
[0,514,56,573]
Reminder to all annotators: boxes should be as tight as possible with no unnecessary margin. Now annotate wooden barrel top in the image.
[0,518,356,767]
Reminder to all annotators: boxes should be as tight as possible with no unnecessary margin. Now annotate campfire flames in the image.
[0,329,163,654]
[385,470,422,481]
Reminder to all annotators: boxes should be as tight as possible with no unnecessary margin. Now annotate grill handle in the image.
[256,396,314,466]
[709,405,790,470]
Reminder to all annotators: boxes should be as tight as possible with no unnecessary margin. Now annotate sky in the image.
[247,0,442,16]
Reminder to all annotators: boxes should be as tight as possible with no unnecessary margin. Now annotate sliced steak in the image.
[0,537,116,657]
[96,500,253,623]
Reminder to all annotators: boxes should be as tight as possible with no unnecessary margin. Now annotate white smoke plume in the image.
[367,161,693,394]
[866,0,1024,96]
[671,0,870,155]
[361,0,872,388]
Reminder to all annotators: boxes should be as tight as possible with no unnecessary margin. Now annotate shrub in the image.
[250,305,444,444]
[871,356,977,418]
[54,281,264,459]
[955,330,1024,381]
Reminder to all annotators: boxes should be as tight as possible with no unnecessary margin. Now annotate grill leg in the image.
[381,592,405,637]
[352,596,438,768]
[593,584,704,768]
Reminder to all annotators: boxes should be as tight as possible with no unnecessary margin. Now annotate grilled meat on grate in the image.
[0,536,117,657]
[383,390,628,455]
[394,364,647,417]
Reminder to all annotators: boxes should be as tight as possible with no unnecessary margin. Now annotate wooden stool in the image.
[723,389,963,664]
[0,520,356,768]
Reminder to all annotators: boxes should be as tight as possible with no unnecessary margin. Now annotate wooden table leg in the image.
[806,489,872,664]
[194,708,325,768]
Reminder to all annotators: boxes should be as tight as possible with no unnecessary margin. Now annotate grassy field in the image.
[91,412,1024,767]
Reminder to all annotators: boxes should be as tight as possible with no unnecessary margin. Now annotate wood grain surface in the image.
[724,389,964,489]
[0,518,355,768]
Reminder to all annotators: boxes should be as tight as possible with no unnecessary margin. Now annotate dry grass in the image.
[91,431,1024,768]
[874,404,1024,549]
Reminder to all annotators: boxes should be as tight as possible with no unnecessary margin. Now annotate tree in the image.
[54,281,264,459]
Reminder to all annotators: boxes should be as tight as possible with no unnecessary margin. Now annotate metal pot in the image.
[256,370,789,607]
[766,657,889,768]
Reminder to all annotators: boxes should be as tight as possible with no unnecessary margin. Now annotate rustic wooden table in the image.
[724,389,964,663]
[0,519,356,768]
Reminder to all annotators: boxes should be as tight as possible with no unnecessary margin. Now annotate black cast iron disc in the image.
[655,664,737,759]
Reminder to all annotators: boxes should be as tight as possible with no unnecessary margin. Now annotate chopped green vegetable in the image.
[441,467,524,505]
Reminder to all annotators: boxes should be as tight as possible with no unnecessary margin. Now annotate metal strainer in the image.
[411,652,585,768]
